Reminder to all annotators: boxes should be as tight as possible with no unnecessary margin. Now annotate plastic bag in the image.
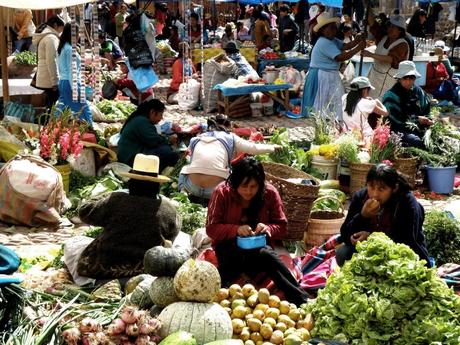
[178,78,201,110]
[127,60,159,92]
[102,80,117,100]
[123,18,154,68]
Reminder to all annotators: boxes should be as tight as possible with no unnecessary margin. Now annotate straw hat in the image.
[313,13,340,33]
[393,60,421,79]
[120,154,171,183]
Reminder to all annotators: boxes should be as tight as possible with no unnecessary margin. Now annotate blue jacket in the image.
[340,188,431,267]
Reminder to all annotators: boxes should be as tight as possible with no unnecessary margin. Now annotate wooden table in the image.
[214,83,292,117]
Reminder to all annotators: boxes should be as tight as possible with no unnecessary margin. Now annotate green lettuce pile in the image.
[304,233,460,344]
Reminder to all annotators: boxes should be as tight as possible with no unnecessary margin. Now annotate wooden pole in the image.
[0,6,10,104]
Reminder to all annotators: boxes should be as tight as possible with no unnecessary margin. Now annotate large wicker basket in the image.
[394,156,418,188]
[262,162,320,241]
[304,196,345,248]
[350,163,375,194]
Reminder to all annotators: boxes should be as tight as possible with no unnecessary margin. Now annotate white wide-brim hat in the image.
[351,76,375,90]
[389,15,406,30]
[393,60,421,79]
[313,13,340,33]
[434,40,450,52]
[120,154,171,183]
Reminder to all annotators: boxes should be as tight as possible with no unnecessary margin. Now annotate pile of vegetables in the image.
[96,100,137,121]
[66,170,124,218]
[304,232,460,344]
[423,210,460,265]
[170,192,207,235]
[14,51,37,65]
[214,283,314,344]
[62,306,161,345]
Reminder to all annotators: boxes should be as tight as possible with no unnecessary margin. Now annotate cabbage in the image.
[304,233,460,344]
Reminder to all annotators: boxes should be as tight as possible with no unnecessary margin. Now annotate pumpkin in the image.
[158,331,197,345]
[149,276,180,308]
[125,274,154,294]
[144,241,191,277]
[174,259,221,302]
[128,275,155,309]
[158,302,232,345]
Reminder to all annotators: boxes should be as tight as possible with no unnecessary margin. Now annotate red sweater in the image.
[425,61,449,94]
[206,182,287,248]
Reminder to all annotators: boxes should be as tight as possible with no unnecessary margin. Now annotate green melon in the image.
[159,331,197,345]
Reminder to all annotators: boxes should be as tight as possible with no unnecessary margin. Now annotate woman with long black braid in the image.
[117,99,179,170]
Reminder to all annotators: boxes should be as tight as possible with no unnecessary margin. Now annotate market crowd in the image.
[6,0,459,303]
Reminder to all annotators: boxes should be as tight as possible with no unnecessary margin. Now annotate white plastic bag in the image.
[178,78,201,110]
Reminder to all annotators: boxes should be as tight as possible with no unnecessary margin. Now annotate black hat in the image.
[224,41,239,53]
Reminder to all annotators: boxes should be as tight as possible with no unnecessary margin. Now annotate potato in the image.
[245,313,254,322]
[247,294,259,307]
[240,328,251,342]
[259,323,273,340]
[269,330,284,344]
[288,308,301,322]
[242,284,256,298]
[233,306,248,319]
[232,299,247,309]
[220,299,231,308]
[278,314,291,325]
[263,317,276,328]
[247,318,262,332]
[216,288,229,302]
[279,300,291,315]
[268,295,281,308]
[296,328,311,341]
[258,289,270,304]
[253,309,265,321]
[250,332,263,343]
[275,322,287,332]
[229,284,242,297]
[254,303,269,314]
[265,307,280,320]
[244,341,255,345]
[232,318,246,334]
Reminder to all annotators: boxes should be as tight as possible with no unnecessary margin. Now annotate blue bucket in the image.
[426,165,457,194]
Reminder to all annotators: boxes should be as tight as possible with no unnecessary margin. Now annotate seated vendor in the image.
[337,163,432,267]
[117,99,179,171]
[224,41,258,78]
[168,42,197,104]
[425,42,456,103]
[206,156,309,305]
[99,32,124,69]
[114,61,154,104]
[257,34,273,50]
[342,76,388,142]
[77,154,180,279]
[382,61,432,148]
[178,114,280,203]
[221,23,236,48]
[236,21,250,41]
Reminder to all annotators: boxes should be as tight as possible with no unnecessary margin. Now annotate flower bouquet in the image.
[368,123,402,165]
[25,109,86,166]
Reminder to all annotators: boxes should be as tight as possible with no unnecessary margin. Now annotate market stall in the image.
[191,46,258,65]
[214,82,291,116]
[257,56,310,74]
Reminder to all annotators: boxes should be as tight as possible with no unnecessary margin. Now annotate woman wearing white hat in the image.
[342,76,388,142]
[302,12,366,120]
[362,14,410,98]
[75,154,181,279]
[425,42,456,102]
[382,61,432,148]
[433,40,454,77]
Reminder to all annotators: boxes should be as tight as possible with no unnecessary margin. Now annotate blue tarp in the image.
[213,83,291,96]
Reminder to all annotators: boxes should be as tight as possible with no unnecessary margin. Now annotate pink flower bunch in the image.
[38,110,86,165]
[372,124,391,149]
[382,159,394,167]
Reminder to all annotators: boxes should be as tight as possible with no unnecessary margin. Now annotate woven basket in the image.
[350,163,375,194]
[394,156,418,187]
[262,162,320,241]
[304,196,345,248]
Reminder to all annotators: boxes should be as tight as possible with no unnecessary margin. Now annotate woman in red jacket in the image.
[425,58,455,102]
[206,157,308,305]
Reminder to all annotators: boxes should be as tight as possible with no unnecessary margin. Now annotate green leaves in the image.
[304,233,460,344]
[424,211,460,265]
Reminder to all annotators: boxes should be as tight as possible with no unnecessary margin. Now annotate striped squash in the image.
[158,302,232,345]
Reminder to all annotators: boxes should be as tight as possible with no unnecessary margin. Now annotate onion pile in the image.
[62,306,161,345]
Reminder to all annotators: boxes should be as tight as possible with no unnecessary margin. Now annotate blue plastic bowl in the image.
[237,235,267,250]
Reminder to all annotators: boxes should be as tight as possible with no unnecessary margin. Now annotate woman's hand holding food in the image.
[237,225,253,237]
[254,223,271,237]
[350,231,370,245]
[361,198,380,218]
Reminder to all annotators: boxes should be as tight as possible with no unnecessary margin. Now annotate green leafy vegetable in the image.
[304,233,460,344]
[170,192,207,235]
[95,100,136,121]
[424,211,460,265]
[14,51,37,65]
